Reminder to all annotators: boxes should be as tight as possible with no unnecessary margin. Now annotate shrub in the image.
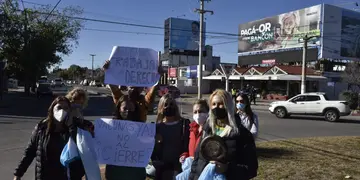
[340,91,359,110]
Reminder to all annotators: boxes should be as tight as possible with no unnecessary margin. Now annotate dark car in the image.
[36,83,53,98]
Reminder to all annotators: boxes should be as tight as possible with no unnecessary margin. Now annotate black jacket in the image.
[189,116,258,180]
[14,120,90,180]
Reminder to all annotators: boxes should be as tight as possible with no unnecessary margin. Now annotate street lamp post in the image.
[90,54,96,81]
[195,0,213,99]
[300,35,318,94]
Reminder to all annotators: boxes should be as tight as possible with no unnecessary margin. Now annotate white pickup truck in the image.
[269,92,351,122]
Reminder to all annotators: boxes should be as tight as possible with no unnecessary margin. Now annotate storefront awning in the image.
[203,74,327,81]
[271,74,328,81]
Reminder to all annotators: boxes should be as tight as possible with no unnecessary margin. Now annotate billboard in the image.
[186,65,197,78]
[168,68,177,78]
[166,18,206,51]
[238,48,318,65]
[322,4,360,61]
[238,5,321,56]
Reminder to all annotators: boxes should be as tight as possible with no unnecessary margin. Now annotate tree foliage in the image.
[0,0,83,92]
[342,61,360,91]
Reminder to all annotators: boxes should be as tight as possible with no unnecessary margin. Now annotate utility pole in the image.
[195,0,213,99]
[20,0,31,94]
[301,35,318,94]
[90,54,96,81]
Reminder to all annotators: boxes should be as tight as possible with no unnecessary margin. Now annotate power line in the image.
[15,1,360,54]
[17,1,338,39]
[43,0,62,22]
[21,0,163,26]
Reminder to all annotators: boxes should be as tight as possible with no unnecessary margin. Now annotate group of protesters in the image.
[13,60,259,180]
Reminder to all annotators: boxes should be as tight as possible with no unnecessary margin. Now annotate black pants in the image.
[154,162,181,180]
[251,95,256,105]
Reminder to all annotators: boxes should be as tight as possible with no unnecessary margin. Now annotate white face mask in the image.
[53,105,68,122]
[193,113,208,125]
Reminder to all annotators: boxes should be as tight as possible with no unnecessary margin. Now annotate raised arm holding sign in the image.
[103,46,163,122]
[104,46,160,87]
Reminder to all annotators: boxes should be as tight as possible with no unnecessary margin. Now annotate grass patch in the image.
[99,136,360,180]
[255,136,360,180]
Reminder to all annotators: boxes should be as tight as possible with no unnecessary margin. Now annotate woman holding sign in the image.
[188,89,258,180]
[13,96,89,180]
[105,95,146,180]
[152,93,191,180]
[103,60,160,122]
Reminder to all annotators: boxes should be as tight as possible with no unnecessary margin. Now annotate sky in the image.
[21,0,359,69]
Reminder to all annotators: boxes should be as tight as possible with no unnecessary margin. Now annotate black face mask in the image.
[212,107,227,119]
[163,107,176,117]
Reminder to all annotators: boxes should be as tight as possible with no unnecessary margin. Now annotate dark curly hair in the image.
[113,95,140,121]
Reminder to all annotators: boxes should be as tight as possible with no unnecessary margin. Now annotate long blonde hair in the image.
[156,93,181,123]
[65,87,89,108]
[208,89,238,136]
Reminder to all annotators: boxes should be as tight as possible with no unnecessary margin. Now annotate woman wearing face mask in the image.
[151,93,190,180]
[180,99,209,162]
[65,87,88,119]
[105,95,145,180]
[13,96,86,180]
[236,94,259,139]
[189,89,258,180]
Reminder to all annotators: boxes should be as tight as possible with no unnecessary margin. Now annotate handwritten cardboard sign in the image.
[94,118,156,167]
[104,46,160,87]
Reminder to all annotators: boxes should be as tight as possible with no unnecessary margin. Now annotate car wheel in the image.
[324,109,339,122]
[275,107,287,118]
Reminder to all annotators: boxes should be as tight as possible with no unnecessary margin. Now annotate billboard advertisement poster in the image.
[189,65,197,78]
[169,18,206,51]
[322,4,360,61]
[168,68,177,78]
[238,5,321,56]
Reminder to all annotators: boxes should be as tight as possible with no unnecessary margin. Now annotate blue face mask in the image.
[236,103,246,110]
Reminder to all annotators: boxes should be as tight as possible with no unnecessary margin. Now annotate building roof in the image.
[274,65,319,75]
[253,66,271,73]
[234,67,248,74]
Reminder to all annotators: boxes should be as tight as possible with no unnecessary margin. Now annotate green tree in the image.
[67,64,84,80]
[342,62,360,91]
[0,0,83,93]
[58,69,69,80]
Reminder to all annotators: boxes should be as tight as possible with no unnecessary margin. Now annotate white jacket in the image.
[238,113,259,139]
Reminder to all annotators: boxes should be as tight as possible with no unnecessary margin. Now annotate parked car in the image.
[269,92,351,122]
[36,83,53,98]
[51,78,64,87]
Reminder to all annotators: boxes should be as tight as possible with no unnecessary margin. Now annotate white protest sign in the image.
[94,118,156,167]
[104,46,160,87]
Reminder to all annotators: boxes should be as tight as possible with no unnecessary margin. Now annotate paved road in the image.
[1,92,360,179]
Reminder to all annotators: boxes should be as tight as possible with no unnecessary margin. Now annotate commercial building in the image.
[160,17,221,94]
[205,4,359,99]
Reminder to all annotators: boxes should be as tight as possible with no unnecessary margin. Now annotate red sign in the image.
[168,68,177,77]
[262,59,276,64]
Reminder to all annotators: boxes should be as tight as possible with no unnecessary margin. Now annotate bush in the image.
[340,91,359,110]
